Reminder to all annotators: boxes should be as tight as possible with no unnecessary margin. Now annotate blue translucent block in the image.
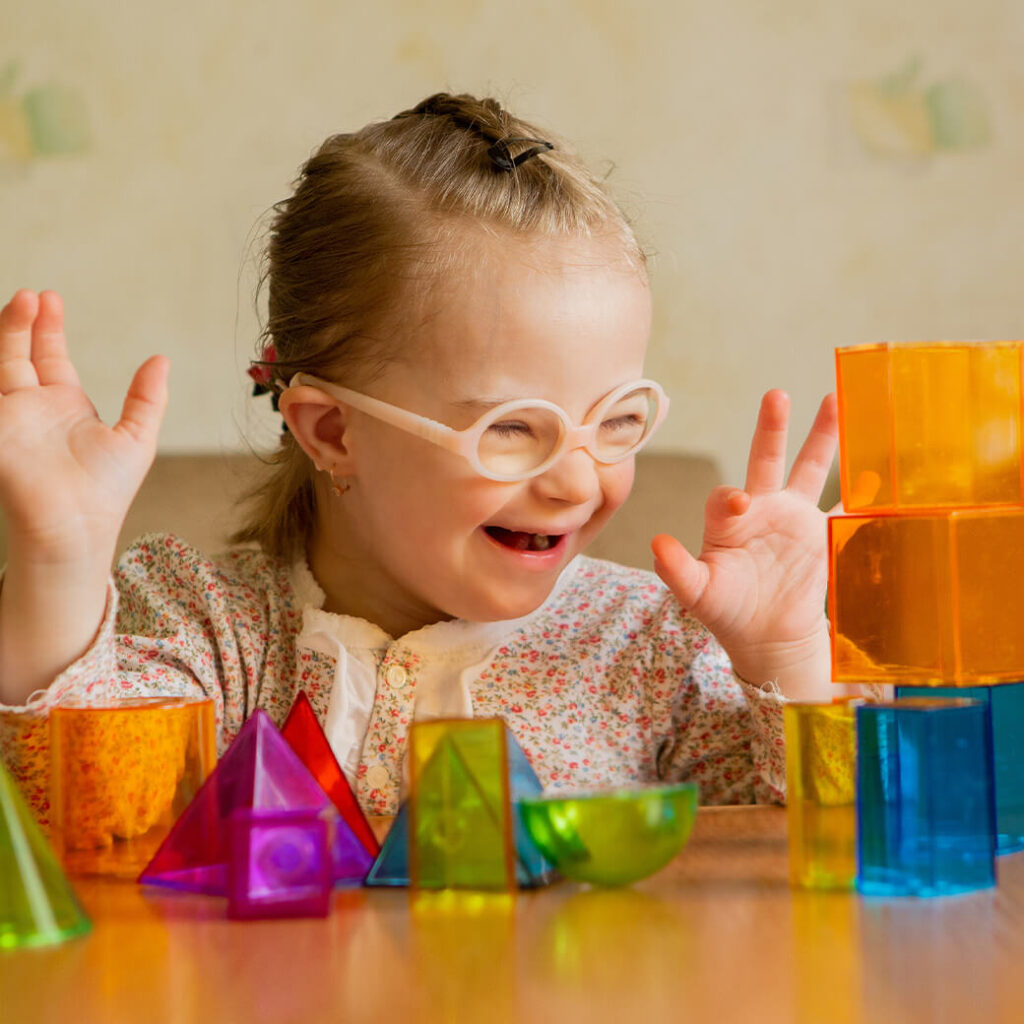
[896,682,1024,854]
[856,699,996,897]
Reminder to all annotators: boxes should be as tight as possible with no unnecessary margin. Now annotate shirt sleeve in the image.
[647,604,788,805]
[0,534,274,824]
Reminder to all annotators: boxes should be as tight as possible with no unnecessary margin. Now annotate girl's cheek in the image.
[601,463,636,513]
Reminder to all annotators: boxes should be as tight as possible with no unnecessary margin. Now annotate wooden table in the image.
[3,806,1023,1024]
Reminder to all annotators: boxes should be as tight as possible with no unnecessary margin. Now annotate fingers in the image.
[0,289,79,391]
[651,533,709,611]
[744,389,790,495]
[0,289,42,392]
[31,290,80,387]
[115,355,170,448]
[785,393,839,501]
[843,469,881,510]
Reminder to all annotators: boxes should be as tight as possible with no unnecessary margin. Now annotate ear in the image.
[278,385,356,474]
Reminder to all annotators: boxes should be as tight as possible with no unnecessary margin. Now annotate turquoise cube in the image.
[896,681,1024,854]
[856,699,996,897]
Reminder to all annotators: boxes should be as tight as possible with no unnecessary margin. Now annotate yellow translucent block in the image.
[784,701,857,890]
[836,341,1024,511]
[830,508,1024,685]
[49,697,216,877]
[408,719,516,892]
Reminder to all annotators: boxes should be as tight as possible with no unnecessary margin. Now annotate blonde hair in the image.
[232,92,645,559]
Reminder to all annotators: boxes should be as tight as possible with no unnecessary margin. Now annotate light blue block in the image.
[856,698,996,897]
[896,681,1024,854]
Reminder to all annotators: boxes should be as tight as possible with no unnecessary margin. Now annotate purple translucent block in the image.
[227,808,331,920]
[140,710,372,894]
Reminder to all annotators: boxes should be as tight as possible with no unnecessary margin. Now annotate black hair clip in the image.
[486,136,554,172]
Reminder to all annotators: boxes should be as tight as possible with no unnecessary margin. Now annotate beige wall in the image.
[3,2,1022,486]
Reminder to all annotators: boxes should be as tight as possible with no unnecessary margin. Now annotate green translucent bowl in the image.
[518,782,699,886]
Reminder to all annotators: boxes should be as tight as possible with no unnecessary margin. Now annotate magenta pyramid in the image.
[139,710,372,894]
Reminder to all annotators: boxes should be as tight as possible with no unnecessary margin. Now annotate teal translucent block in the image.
[896,681,1024,854]
[1,763,91,950]
[856,699,996,897]
[517,782,699,886]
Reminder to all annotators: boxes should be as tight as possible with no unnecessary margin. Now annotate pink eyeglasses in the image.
[286,372,670,482]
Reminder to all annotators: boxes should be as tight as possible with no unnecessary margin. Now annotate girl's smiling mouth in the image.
[484,526,565,552]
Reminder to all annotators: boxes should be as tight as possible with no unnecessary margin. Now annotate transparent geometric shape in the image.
[517,782,699,886]
[409,720,515,892]
[1,761,91,949]
[280,691,379,856]
[139,709,371,894]
[856,699,996,897]
[48,696,216,878]
[896,681,1024,854]
[784,701,859,890]
[227,808,331,919]
[365,722,556,889]
[836,341,1024,512]
[830,508,1024,685]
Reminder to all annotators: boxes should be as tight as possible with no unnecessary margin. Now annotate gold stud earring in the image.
[329,467,351,497]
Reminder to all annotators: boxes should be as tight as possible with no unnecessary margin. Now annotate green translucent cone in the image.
[1,763,92,950]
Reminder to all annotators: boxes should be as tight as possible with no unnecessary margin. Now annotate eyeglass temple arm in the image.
[287,373,468,454]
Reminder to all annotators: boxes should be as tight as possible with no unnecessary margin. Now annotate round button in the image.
[385,664,409,689]
[365,765,390,791]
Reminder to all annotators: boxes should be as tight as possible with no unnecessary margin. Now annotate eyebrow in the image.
[450,396,521,411]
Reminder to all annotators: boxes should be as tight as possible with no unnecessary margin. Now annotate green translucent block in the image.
[409,720,516,892]
[1,763,91,950]
[517,782,699,886]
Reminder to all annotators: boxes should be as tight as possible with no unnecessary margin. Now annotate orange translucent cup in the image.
[49,696,216,877]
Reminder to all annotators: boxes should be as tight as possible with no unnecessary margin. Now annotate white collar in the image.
[289,554,582,656]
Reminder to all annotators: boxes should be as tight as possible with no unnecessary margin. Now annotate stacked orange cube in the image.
[829,341,1024,686]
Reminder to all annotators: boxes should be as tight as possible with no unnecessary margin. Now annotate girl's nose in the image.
[531,446,601,505]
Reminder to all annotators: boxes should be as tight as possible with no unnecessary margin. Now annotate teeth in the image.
[486,526,557,551]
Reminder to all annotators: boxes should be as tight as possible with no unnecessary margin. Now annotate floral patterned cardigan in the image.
[0,534,787,824]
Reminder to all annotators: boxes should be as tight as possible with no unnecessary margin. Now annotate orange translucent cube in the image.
[836,341,1024,511]
[830,508,1024,685]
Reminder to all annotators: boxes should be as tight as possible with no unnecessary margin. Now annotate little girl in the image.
[0,93,836,819]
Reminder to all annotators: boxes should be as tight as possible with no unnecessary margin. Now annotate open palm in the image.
[0,290,169,564]
[652,390,837,691]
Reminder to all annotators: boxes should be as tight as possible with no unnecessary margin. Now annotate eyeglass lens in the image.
[476,385,659,476]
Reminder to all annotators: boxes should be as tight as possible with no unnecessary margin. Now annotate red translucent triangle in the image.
[281,691,380,856]
[138,710,372,894]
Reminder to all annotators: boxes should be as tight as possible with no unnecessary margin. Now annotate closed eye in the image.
[488,420,534,438]
[600,414,645,432]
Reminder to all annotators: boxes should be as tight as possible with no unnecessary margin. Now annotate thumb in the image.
[651,533,709,612]
[115,355,170,448]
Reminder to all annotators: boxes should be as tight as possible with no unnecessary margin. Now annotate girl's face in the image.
[316,232,653,634]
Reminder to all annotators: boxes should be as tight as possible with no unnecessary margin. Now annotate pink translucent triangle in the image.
[281,691,380,856]
[138,710,372,894]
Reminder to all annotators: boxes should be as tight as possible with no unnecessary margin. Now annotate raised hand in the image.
[651,390,837,699]
[0,289,169,563]
[0,289,170,703]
